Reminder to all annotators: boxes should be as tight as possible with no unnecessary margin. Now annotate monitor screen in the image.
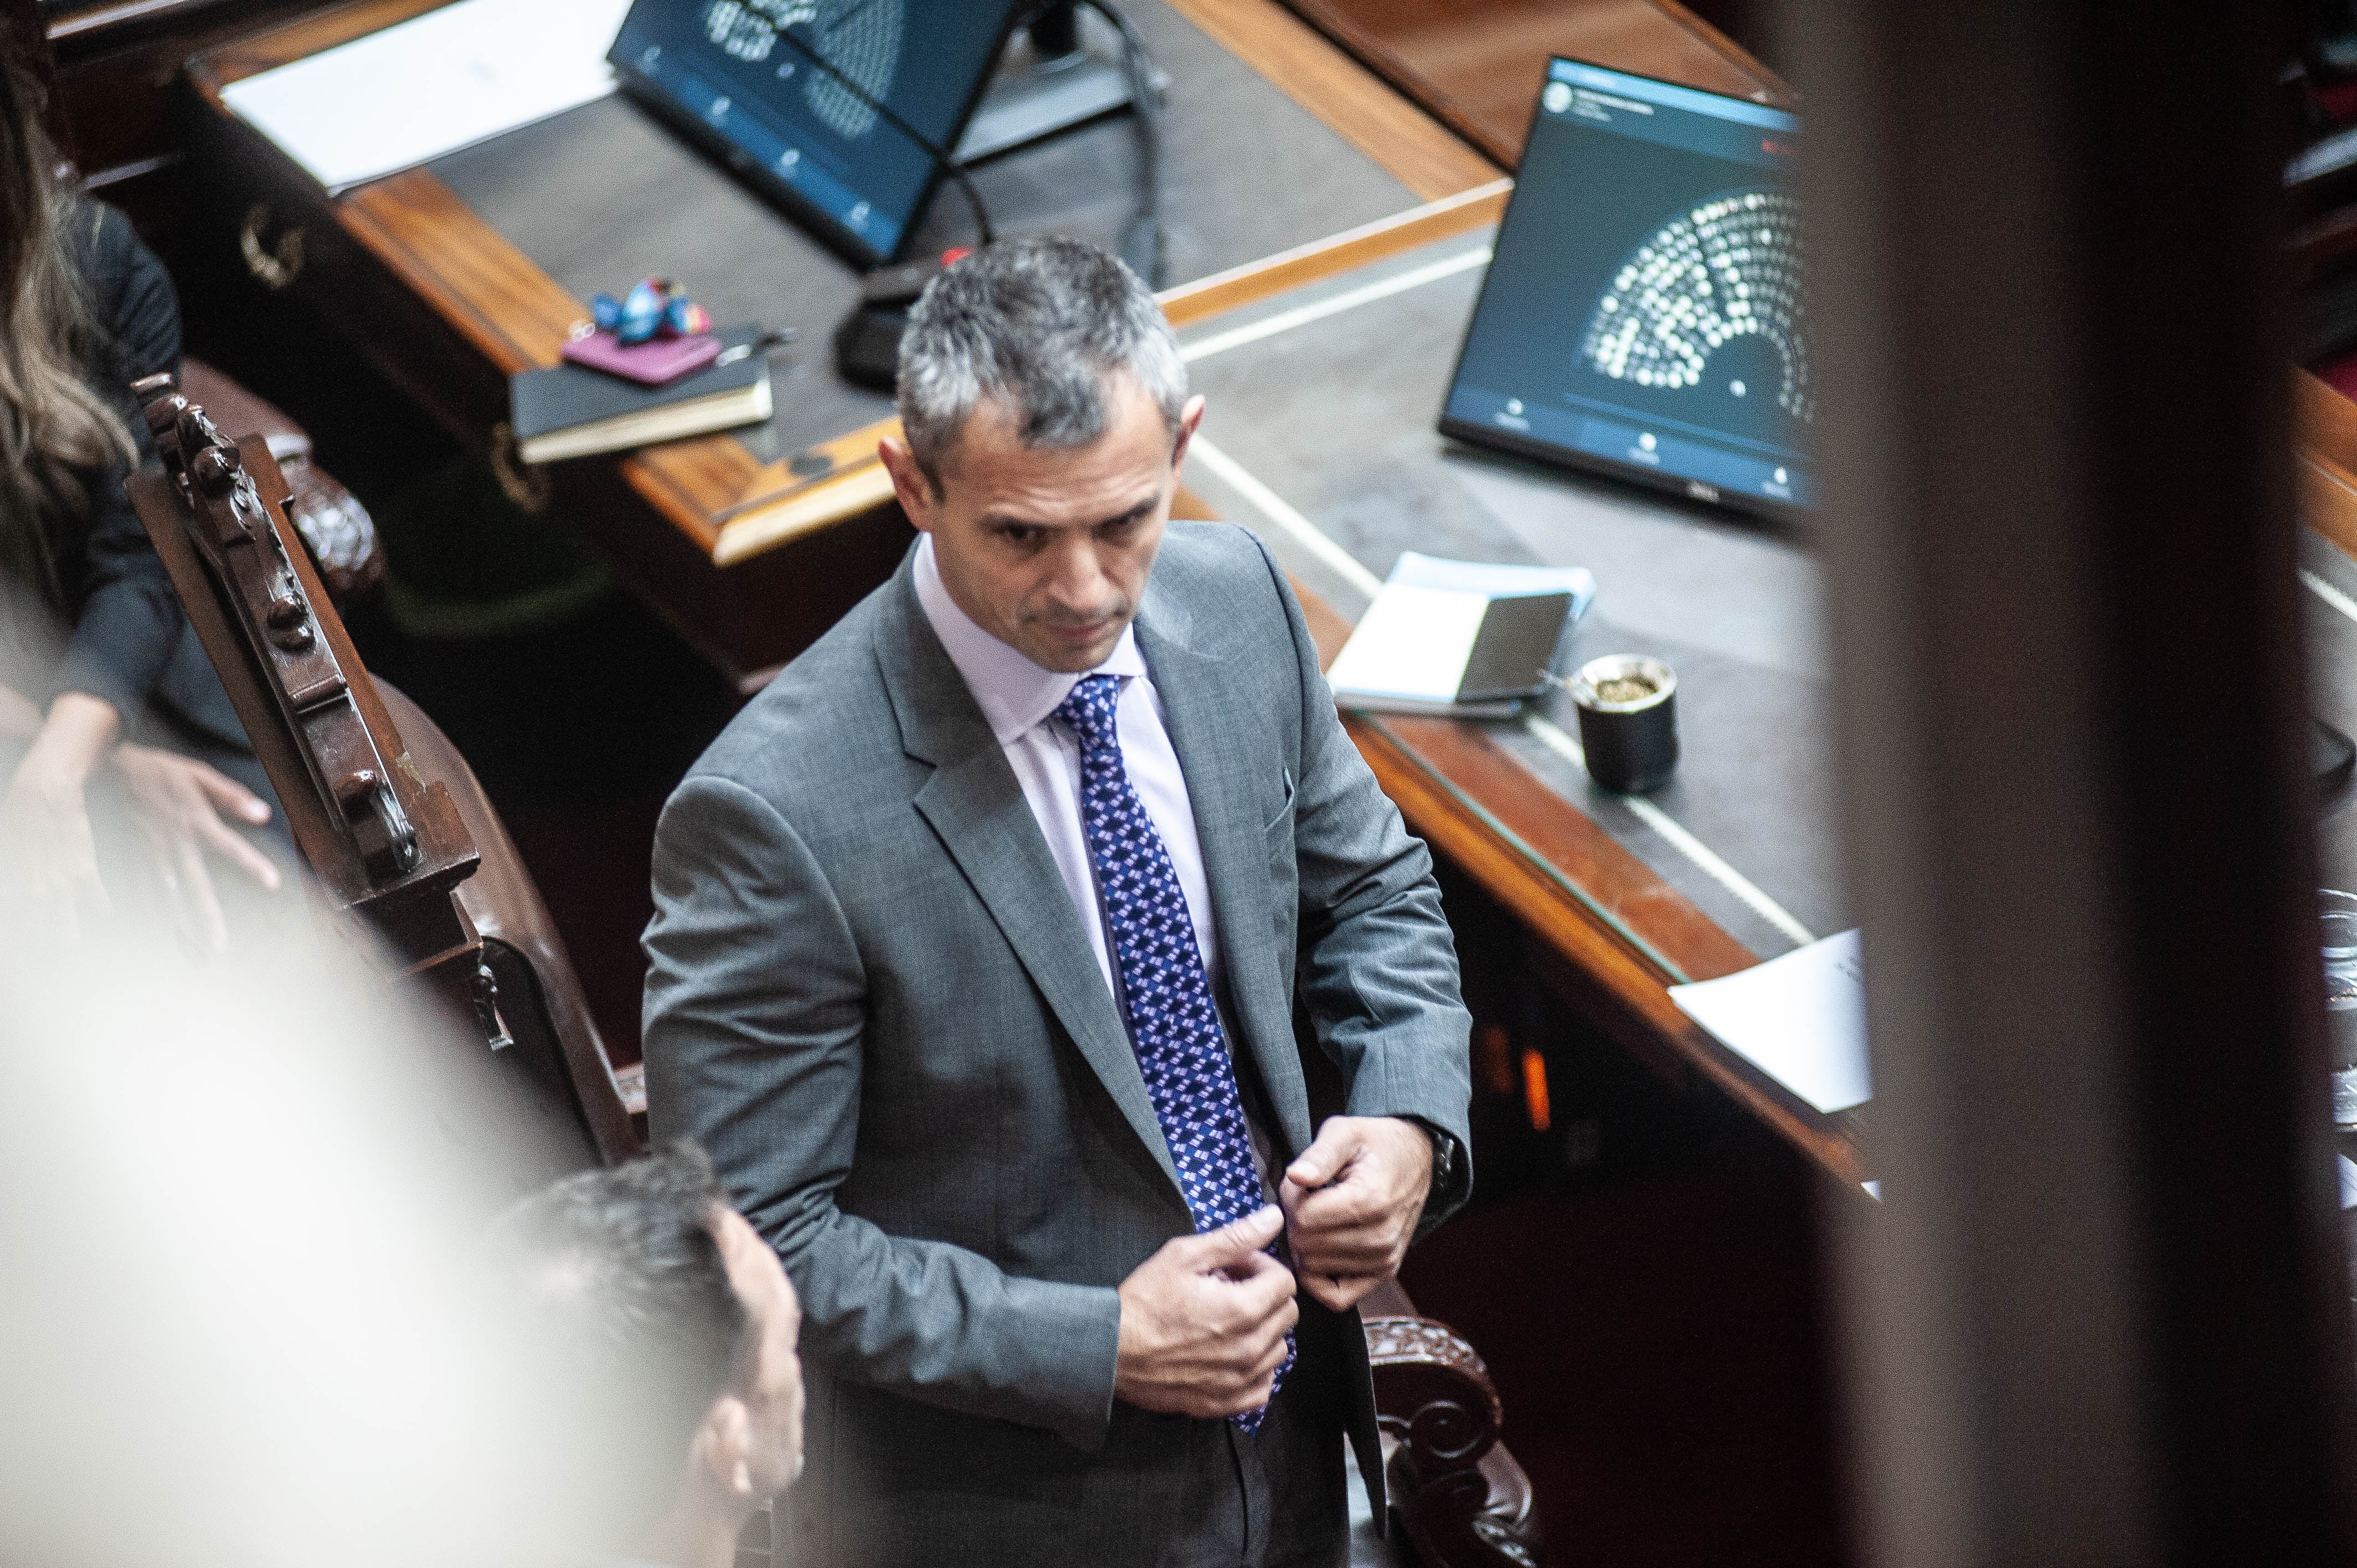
[1440,59,1809,517]
[608,1,1022,267]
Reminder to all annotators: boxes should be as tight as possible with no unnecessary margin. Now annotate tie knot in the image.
[1054,673,1123,752]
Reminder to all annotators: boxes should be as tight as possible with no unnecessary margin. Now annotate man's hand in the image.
[1114,1206,1298,1418]
[1279,1117,1434,1311]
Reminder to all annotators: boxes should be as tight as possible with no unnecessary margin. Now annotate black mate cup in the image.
[1569,654,1679,793]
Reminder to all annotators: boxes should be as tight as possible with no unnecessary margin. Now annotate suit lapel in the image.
[874,565,1185,1198]
[1134,598,1316,1158]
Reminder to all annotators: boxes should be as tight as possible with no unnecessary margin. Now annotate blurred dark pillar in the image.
[1789,0,2357,1561]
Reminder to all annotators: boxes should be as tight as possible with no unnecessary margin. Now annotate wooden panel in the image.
[188,0,441,81]
[2297,367,2357,564]
[1276,0,1790,168]
[1158,178,1509,328]
[1161,0,1504,199]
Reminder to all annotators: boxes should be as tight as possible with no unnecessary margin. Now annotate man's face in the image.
[712,1207,803,1496]
[881,373,1207,673]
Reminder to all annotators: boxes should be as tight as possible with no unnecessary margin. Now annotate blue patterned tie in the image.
[1054,673,1293,1431]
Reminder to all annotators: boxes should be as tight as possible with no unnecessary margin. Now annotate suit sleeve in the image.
[1250,537,1475,1227]
[642,775,1125,1451]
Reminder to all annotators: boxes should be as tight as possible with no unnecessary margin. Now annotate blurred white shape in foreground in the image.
[0,919,565,1568]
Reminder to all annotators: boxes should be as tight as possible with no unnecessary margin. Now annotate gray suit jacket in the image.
[644,522,1471,1564]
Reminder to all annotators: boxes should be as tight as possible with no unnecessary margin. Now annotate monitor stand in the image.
[953,4,1169,165]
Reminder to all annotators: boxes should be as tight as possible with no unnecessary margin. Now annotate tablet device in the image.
[608,1,1025,268]
[1440,59,1809,518]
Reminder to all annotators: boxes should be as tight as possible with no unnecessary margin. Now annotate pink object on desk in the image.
[561,328,723,386]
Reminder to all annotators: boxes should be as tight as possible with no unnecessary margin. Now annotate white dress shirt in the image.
[913,535,1224,1004]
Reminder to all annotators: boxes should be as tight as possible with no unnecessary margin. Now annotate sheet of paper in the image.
[1325,583,1488,702]
[1325,553,1598,703]
[220,0,632,194]
[2341,1153,2357,1209]
[1390,551,1597,617]
[1670,929,1871,1114]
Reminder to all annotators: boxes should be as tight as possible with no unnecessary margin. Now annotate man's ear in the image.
[877,436,938,532]
[1168,394,1207,476]
[696,1395,758,1498]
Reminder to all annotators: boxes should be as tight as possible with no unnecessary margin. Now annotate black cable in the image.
[1049,0,1166,286]
[759,2,1162,280]
[944,161,995,248]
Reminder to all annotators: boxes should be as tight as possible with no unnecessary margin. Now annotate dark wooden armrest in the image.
[177,358,384,603]
[179,358,309,461]
[1365,1313,1544,1568]
[375,681,639,1168]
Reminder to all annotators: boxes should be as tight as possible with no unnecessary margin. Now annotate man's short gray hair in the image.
[896,235,1187,490]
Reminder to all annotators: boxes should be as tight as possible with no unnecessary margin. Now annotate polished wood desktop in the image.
[1276,0,1789,166]
[176,0,1858,1187]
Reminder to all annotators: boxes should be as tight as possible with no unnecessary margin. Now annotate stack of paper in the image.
[1325,553,1596,718]
[220,0,633,195]
[1669,929,1872,1114]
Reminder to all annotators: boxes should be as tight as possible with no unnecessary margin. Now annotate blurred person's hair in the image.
[0,36,135,608]
[487,1141,753,1552]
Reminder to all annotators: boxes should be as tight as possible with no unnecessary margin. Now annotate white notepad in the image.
[220,0,633,195]
[1324,553,1596,713]
[1669,929,1872,1114]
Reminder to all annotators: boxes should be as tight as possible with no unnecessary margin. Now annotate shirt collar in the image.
[913,534,1145,745]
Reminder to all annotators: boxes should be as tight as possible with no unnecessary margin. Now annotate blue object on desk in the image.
[591,276,712,345]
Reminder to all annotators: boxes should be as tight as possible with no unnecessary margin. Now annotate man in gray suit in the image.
[645,236,1471,1568]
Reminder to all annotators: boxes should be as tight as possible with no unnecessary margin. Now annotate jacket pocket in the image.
[1260,766,1295,834]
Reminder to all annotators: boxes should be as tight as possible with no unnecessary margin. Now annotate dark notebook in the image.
[511,324,773,463]
[1458,592,1577,700]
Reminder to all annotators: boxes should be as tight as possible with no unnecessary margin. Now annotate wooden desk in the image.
[183,0,1502,688]
[179,0,1850,1179]
[1278,0,1789,166]
[1167,224,1859,1186]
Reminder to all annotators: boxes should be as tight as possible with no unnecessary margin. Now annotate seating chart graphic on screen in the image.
[611,0,1018,266]
[1442,60,1810,515]
[1579,190,1810,424]
[701,1,904,139]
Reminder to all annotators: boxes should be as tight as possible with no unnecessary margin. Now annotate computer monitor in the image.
[1440,58,1809,519]
[608,1,1026,269]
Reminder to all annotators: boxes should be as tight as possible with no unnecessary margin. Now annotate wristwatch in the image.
[1409,1116,1459,1193]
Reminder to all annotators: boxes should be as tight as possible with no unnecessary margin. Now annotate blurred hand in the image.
[3,742,108,941]
[1114,1205,1298,1418]
[1279,1117,1433,1311]
[2,693,121,942]
[114,744,280,953]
